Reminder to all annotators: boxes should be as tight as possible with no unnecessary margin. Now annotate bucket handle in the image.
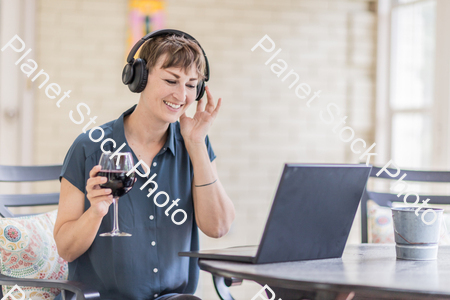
[392,216,445,245]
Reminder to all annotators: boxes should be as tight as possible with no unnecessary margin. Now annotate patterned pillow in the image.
[367,200,395,243]
[367,200,450,245]
[0,210,68,299]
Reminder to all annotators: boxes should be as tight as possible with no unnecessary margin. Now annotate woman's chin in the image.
[161,114,180,124]
[159,106,185,123]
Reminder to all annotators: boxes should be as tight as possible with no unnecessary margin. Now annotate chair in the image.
[211,276,243,300]
[361,164,450,243]
[0,164,100,300]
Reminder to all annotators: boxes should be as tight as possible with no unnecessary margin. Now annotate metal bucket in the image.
[391,207,443,260]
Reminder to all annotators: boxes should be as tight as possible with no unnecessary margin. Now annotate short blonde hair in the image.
[138,34,206,81]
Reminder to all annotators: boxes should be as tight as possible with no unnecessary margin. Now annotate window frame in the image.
[376,0,450,169]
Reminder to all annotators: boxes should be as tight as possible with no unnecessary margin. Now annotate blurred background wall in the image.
[1,0,449,299]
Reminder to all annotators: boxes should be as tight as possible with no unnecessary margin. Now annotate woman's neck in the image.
[123,102,169,147]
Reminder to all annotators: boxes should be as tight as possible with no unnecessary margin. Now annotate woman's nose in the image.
[173,84,187,102]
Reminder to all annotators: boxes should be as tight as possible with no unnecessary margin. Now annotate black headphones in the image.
[122,29,210,100]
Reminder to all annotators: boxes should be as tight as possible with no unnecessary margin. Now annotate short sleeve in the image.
[205,135,216,162]
[60,136,88,194]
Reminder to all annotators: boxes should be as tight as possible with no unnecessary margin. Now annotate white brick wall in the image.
[35,0,376,298]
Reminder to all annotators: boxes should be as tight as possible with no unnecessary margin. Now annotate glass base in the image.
[100,230,132,237]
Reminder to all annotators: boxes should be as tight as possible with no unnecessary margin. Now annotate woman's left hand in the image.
[180,85,222,144]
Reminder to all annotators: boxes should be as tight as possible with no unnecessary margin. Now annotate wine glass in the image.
[97,152,136,237]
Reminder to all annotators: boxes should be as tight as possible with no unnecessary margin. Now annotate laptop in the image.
[179,163,372,264]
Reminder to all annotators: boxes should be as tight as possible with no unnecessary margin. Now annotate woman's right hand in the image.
[86,165,113,218]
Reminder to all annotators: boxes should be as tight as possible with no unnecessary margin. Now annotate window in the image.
[376,0,450,170]
[390,0,435,168]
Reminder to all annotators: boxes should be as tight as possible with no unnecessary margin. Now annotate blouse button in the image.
[151,241,156,246]
[153,268,158,273]
[153,162,157,167]
[149,215,154,220]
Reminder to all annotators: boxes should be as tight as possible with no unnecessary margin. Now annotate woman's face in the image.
[141,54,199,124]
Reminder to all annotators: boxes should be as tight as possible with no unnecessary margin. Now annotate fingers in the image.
[89,165,102,178]
[196,95,207,112]
[205,86,215,114]
[211,97,222,119]
[87,165,105,190]
[91,187,112,199]
[86,176,113,207]
[86,179,111,198]
[86,165,111,200]
[86,172,107,193]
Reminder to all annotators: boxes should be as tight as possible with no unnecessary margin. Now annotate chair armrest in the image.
[0,273,100,300]
[213,275,236,300]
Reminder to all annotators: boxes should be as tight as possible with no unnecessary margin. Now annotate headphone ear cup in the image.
[196,80,205,101]
[128,58,148,93]
[122,63,134,85]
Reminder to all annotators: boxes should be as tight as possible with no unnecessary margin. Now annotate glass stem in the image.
[112,197,120,233]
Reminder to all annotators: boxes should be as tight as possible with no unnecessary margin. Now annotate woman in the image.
[53,30,235,300]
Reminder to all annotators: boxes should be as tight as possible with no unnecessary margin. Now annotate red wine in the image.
[97,170,136,197]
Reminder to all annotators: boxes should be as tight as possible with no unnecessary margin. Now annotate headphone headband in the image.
[126,29,210,82]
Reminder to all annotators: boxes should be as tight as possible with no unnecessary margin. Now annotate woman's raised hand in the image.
[180,85,222,144]
[86,165,113,218]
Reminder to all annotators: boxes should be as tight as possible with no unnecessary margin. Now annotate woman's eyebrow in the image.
[165,70,198,81]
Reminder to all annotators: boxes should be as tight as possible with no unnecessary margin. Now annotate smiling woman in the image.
[53,29,234,300]
[161,69,199,110]
[136,55,198,122]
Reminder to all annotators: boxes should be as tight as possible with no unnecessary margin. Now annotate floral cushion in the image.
[0,210,68,299]
[367,200,450,245]
[367,200,395,243]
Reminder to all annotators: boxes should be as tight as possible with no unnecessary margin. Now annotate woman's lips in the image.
[163,100,183,112]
